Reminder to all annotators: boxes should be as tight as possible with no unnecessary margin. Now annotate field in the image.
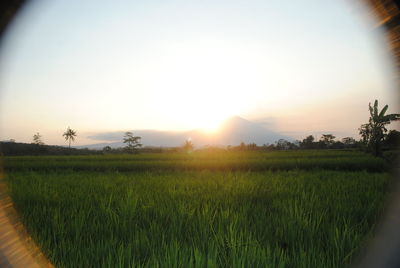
[2,150,394,267]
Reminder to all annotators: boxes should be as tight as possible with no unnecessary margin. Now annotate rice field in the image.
[2,150,393,267]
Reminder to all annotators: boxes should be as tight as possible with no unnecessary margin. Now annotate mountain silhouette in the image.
[79,116,291,149]
[210,116,289,146]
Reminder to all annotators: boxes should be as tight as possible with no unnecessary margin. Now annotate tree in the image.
[123,132,142,153]
[331,141,344,149]
[182,139,194,152]
[320,134,335,148]
[384,130,400,149]
[63,127,77,148]
[300,135,315,149]
[342,137,356,146]
[102,146,112,154]
[32,132,44,145]
[359,100,400,156]
[275,139,291,150]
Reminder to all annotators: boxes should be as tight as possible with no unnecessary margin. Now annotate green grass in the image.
[3,150,393,267]
[3,150,389,172]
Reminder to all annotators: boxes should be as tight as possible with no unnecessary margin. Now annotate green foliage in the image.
[359,100,400,156]
[384,130,400,149]
[123,132,142,153]
[4,150,389,173]
[4,151,392,267]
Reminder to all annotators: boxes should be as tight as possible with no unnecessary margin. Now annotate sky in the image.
[0,0,398,146]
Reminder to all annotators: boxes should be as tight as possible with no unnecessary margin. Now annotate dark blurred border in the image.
[355,2,400,267]
[364,0,400,71]
[0,1,399,267]
[0,0,25,38]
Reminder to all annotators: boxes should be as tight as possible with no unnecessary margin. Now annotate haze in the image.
[0,0,398,146]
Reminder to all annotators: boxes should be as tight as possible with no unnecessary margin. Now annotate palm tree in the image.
[359,100,400,156]
[63,127,77,148]
[183,139,194,152]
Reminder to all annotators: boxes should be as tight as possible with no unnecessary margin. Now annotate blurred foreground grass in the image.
[3,150,394,267]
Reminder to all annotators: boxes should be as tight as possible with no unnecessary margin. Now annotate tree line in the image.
[224,130,399,152]
[183,100,400,156]
[2,100,399,156]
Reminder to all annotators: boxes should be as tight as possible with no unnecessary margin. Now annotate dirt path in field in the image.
[0,176,53,268]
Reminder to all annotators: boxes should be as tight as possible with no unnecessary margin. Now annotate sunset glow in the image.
[0,0,398,146]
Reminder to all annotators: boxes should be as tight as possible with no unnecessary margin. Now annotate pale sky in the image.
[0,0,398,146]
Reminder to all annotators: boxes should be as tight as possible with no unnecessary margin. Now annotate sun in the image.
[146,39,260,132]
[174,103,235,133]
[196,112,230,133]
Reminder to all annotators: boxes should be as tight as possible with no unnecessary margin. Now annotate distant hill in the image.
[81,116,292,149]
[209,116,291,146]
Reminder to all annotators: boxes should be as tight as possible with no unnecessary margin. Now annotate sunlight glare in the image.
[144,39,261,131]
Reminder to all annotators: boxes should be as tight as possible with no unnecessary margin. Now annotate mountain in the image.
[210,116,289,146]
[78,116,291,149]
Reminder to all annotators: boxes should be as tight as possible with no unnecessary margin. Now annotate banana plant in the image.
[359,100,400,156]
